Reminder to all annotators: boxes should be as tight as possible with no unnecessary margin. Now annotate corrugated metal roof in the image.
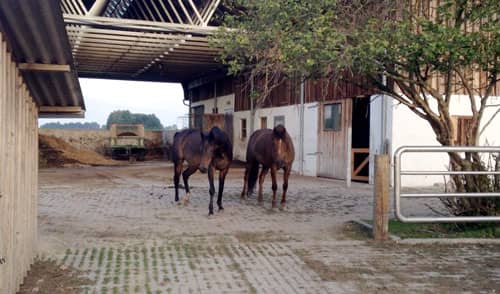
[0,0,85,118]
[62,0,225,83]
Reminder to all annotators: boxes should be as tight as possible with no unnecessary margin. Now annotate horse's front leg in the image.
[258,167,269,204]
[208,166,216,215]
[174,162,183,202]
[270,165,278,208]
[281,165,291,209]
[182,165,197,205]
[217,167,229,211]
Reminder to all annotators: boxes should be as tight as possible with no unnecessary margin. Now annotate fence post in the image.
[373,154,390,241]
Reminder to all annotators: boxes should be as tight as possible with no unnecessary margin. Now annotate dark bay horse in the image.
[241,125,295,209]
[172,126,233,215]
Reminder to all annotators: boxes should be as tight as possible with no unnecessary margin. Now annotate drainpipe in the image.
[299,79,305,175]
[182,85,191,128]
[381,74,388,154]
[250,75,255,134]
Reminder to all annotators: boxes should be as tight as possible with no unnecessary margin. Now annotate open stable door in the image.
[317,99,352,179]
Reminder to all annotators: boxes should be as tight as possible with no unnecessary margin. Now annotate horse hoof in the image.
[208,211,214,217]
[279,204,286,211]
[218,207,224,212]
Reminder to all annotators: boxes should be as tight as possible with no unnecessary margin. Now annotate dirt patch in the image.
[18,259,92,294]
[339,221,372,240]
[39,134,121,168]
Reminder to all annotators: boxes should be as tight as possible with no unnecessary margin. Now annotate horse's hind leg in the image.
[208,166,216,215]
[182,165,198,205]
[281,166,291,209]
[270,165,278,208]
[240,165,249,200]
[174,162,183,202]
[217,167,229,211]
[258,167,269,203]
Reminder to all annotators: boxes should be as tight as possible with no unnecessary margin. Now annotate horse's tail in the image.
[247,161,259,194]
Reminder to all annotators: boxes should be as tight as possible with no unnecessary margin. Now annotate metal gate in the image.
[394,146,500,223]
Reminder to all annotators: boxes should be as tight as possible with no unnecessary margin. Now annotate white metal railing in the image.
[394,146,500,223]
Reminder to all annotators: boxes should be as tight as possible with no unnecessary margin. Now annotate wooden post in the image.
[373,154,390,241]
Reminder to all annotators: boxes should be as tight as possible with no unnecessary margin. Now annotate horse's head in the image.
[199,126,225,173]
[272,124,289,168]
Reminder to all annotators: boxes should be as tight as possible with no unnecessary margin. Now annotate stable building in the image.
[1,0,224,292]
[185,74,500,187]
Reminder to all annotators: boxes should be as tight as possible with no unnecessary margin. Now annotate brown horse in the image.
[241,125,295,208]
[172,126,233,215]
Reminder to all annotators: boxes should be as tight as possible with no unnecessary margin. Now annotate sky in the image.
[38,78,189,128]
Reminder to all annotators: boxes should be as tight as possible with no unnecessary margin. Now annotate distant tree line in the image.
[40,111,173,131]
[40,122,102,129]
[106,110,164,130]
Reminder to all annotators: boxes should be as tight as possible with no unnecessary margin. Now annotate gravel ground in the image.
[33,161,499,293]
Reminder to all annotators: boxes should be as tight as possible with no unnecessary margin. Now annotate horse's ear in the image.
[273,124,287,139]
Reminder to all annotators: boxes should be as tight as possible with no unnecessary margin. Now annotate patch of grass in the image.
[79,248,89,267]
[90,247,98,263]
[61,248,71,264]
[98,247,106,267]
[234,231,293,243]
[364,220,499,238]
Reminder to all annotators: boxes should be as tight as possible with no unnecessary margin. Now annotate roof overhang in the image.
[63,0,226,83]
[0,0,86,118]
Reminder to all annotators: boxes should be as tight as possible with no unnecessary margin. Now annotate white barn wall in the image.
[191,94,235,114]
[369,95,393,184]
[391,95,500,187]
[232,103,319,176]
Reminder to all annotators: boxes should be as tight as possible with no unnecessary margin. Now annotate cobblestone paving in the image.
[56,239,343,294]
[37,162,500,293]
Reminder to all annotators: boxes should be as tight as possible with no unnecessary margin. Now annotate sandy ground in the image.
[35,161,499,293]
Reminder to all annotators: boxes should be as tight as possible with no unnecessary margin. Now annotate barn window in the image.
[455,116,473,145]
[274,115,285,127]
[241,118,247,139]
[261,117,267,129]
[324,103,341,131]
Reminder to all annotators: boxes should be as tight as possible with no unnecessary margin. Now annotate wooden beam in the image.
[63,14,221,35]
[39,106,83,113]
[18,63,70,72]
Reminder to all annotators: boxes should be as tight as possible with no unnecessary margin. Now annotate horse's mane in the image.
[273,125,287,139]
[209,127,233,158]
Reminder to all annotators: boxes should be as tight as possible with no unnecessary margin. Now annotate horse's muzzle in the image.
[199,166,208,173]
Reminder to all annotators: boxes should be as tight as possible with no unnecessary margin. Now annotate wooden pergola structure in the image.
[61,0,224,82]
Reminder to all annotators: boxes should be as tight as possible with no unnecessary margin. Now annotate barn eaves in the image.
[61,0,225,83]
[0,0,85,118]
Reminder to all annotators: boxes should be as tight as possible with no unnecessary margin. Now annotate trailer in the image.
[108,124,146,161]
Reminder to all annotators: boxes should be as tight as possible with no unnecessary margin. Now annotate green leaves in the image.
[214,0,498,85]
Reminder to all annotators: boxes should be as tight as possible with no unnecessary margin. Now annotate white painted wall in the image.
[232,103,319,176]
[191,93,235,114]
[369,94,393,184]
[391,95,500,187]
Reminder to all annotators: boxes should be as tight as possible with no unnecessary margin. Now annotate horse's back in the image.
[246,127,294,165]
[172,129,203,163]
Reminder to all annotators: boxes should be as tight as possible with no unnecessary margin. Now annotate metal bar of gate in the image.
[394,146,500,223]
